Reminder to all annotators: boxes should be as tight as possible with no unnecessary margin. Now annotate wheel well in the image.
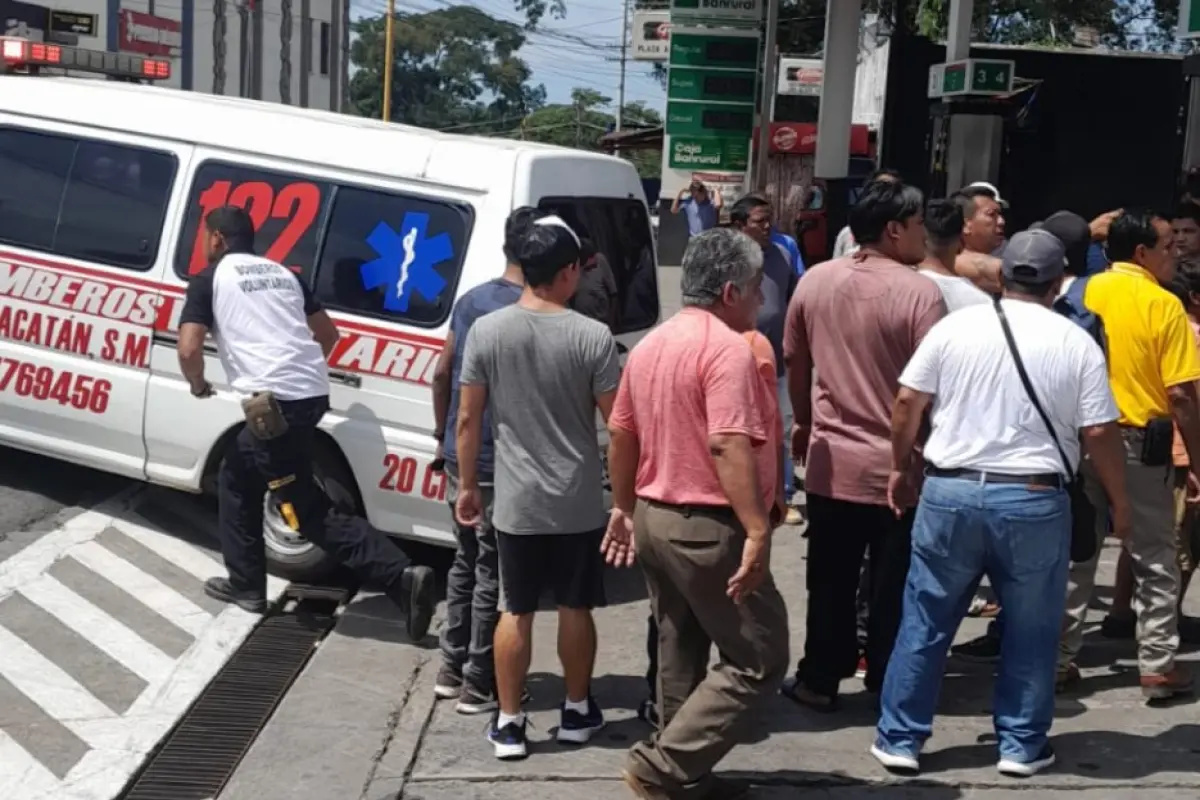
[199,425,365,516]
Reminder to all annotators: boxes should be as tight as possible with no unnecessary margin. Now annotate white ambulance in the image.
[0,38,660,580]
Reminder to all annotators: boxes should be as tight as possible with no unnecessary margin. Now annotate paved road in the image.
[0,450,287,800]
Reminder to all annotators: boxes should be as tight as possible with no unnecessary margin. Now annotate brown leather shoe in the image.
[1141,666,1194,701]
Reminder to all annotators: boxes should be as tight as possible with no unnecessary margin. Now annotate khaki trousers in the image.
[626,501,790,797]
[1059,429,1180,676]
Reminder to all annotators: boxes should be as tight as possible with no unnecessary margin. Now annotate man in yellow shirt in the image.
[1060,210,1200,701]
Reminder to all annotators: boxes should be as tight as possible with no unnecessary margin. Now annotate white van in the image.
[0,50,660,581]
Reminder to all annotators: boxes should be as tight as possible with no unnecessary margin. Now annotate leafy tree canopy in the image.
[348,6,546,131]
[649,0,1190,89]
[349,7,660,177]
[516,88,664,177]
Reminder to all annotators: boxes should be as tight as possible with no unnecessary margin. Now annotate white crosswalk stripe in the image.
[19,575,175,685]
[0,492,289,800]
[69,540,214,637]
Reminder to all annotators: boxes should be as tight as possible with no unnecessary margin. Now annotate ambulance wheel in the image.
[261,438,358,583]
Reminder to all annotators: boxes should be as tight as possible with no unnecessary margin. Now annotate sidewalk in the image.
[217,524,1200,800]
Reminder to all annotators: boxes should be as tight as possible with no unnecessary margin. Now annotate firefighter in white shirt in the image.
[177,206,436,639]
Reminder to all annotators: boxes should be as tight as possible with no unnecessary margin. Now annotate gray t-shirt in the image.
[459,304,621,534]
[918,269,992,312]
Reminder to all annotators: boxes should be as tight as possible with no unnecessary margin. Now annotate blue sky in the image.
[353,0,666,112]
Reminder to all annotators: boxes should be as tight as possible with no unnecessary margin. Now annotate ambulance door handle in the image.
[329,370,362,388]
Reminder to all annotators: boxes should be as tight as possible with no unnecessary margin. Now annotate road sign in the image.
[668,136,750,171]
[927,58,1015,99]
[1182,0,1200,38]
[670,0,763,25]
[632,9,670,61]
[777,57,823,96]
[668,66,757,105]
[47,10,97,36]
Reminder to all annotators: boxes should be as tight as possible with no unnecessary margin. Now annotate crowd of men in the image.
[418,174,1200,797]
[178,161,1200,799]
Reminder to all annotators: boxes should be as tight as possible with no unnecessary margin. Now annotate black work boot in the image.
[204,577,267,614]
[390,566,436,641]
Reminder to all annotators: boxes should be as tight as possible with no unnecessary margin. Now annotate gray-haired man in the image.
[605,228,790,799]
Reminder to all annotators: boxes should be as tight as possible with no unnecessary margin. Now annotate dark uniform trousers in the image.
[217,395,411,595]
[627,500,790,797]
[796,495,915,697]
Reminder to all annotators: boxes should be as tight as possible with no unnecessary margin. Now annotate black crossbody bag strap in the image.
[992,297,1075,482]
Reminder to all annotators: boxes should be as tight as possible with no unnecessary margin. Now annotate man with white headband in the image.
[454,214,625,761]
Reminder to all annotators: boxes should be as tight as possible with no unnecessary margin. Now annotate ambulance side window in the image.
[0,128,73,251]
[56,140,177,270]
[0,127,177,271]
[312,185,473,328]
[173,161,333,281]
[538,197,660,334]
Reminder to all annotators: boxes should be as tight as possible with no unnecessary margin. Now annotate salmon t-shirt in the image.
[610,308,776,510]
[783,255,946,507]
[744,329,782,498]
[1172,318,1200,467]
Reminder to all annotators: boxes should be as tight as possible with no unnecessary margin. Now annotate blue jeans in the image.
[777,375,794,499]
[876,476,1070,763]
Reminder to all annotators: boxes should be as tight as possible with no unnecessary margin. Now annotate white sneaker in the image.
[997,745,1055,777]
[870,743,919,774]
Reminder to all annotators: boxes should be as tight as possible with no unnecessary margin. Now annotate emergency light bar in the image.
[0,36,170,81]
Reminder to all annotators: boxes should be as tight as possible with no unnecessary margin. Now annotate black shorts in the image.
[496,529,607,614]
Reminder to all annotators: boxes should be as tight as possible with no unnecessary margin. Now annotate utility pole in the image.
[575,99,583,148]
[382,0,395,120]
[753,0,779,190]
[616,0,630,131]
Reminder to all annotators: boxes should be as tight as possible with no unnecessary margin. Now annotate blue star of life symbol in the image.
[360,212,454,313]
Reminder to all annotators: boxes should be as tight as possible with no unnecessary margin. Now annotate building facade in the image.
[1,0,350,109]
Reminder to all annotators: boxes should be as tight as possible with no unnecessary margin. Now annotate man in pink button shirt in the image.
[603,228,790,800]
[783,180,945,711]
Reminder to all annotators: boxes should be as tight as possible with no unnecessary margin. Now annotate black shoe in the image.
[388,565,436,640]
[1100,613,1136,640]
[950,633,1001,664]
[456,680,532,715]
[434,664,462,700]
[204,577,267,614]
[488,713,528,760]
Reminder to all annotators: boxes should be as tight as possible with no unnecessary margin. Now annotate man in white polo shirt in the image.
[177,206,436,638]
[873,230,1129,778]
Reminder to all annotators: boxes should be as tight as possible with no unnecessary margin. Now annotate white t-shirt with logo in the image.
[180,252,329,401]
[900,298,1117,475]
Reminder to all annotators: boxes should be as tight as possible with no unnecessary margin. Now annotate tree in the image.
[516,88,664,178]
[644,0,1189,89]
[348,6,546,131]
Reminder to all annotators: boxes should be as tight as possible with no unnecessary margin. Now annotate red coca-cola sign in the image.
[753,123,872,156]
[119,9,181,57]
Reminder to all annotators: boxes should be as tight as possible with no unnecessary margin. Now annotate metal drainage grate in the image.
[118,593,347,800]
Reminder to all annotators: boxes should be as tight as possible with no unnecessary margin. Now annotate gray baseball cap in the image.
[1001,229,1067,283]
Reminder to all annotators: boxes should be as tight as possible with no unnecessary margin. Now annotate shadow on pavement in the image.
[924,723,1200,781]
[732,773,967,798]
